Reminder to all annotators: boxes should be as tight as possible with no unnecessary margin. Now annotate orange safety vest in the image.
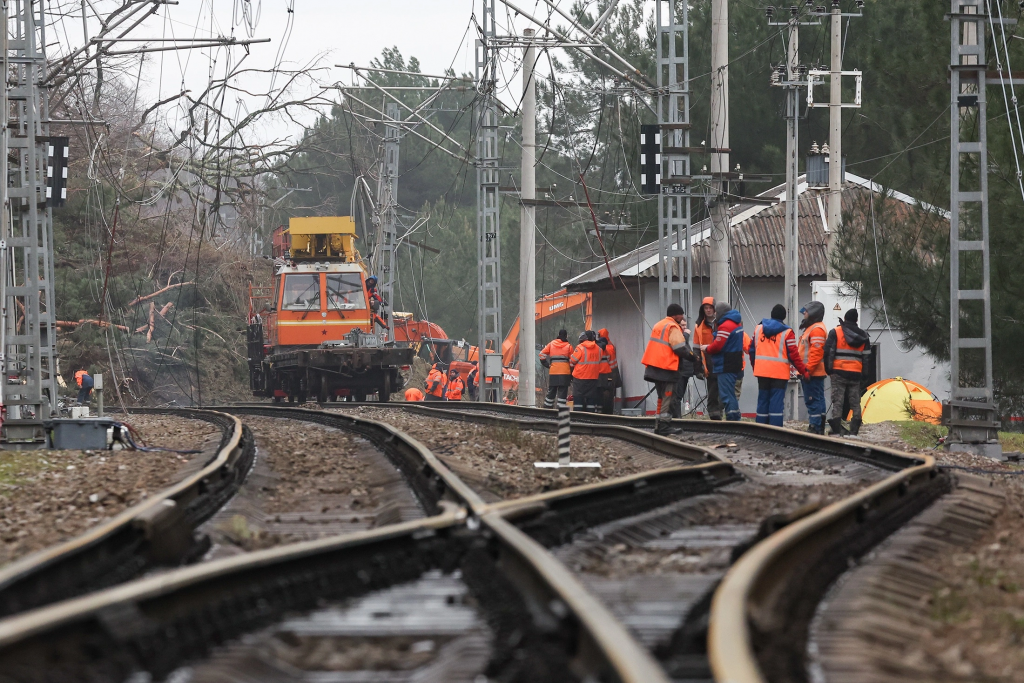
[598,342,617,375]
[404,387,424,401]
[425,368,447,398]
[799,322,828,377]
[74,369,87,388]
[692,321,715,374]
[752,324,793,380]
[445,376,465,401]
[641,317,683,372]
[539,339,574,376]
[570,341,602,380]
[833,326,865,374]
[742,332,751,371]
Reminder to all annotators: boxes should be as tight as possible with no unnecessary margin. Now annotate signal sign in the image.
[640,124,661,195]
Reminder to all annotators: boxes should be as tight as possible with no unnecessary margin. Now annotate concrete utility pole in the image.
[784,16,801,420]
[826,0,842,279]
[519,28,537,406]
[379,102,401,342]
[709,0,730,303]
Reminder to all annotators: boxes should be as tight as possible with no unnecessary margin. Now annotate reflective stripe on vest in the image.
[799,322,828,377]
[753,324,792,380]
[426,370,447,397]
[571,342,603,379]
[641,318,682,372]
[542,340,574,375]
[833,326,864,373]
[445,378,464,400]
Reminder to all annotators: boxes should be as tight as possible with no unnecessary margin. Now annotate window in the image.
[281,274,321,311]
[326,273,366,310]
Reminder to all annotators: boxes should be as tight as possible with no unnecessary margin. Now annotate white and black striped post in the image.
[557,397,570,466]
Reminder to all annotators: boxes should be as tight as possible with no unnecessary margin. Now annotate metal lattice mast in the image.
[655,0,692,317]
[380,102,400,341]
[476,0,502,402]
[946,1,999,456]
[3,0,58,442]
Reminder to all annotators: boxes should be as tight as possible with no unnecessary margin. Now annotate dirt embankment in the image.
[0,414,222,566]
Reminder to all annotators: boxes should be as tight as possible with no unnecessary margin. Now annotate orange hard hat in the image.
[404,387,425,401]
[702,296,715,306]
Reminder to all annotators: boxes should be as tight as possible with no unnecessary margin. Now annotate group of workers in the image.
[404,296,868,436]
[641,297,868,436]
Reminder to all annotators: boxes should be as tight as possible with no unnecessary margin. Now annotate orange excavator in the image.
[392,289,591,401]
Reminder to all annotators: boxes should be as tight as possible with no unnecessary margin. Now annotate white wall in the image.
[863,307,950,399]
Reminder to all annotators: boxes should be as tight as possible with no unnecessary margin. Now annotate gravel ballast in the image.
[0,414,221,566]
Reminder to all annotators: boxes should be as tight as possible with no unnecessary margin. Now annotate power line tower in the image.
[945,0,1001,458]
[475,0,503,402]
[655,0,693,318]
[1,1,59,444]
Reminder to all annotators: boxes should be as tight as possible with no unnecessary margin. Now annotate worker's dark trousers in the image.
[830,375,862,421]
[572,378,599,412]
[669,375,692,418]
[425,394,443,401]
[802,376,826,430]
[705,374,722,419]
[756,377,788,427]
[597,374,614,414]
[718,372,741,421]
[76,387,92,403]
[655,380,675,425]
[544,383,569,409]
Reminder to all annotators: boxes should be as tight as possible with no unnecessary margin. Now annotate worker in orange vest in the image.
[74,368,93,404]
[539,329,573,409]
[570,330,602,412]
[798,301,828,434]
[692,296,721,420]
[466,362,480,401]
[424,363,447,401]
[596,328,618,414]
[445,368,466,401]
[825,309,869,436]
[749,305,809,427]
[642,303,694,435]
[404,387,425,402]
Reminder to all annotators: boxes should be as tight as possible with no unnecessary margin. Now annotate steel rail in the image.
[707,455,943,683]
[0,409,254,617]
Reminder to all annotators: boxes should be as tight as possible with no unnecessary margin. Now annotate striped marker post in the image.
[535,396,600,469]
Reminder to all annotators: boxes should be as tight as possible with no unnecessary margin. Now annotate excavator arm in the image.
[501,289,592,367]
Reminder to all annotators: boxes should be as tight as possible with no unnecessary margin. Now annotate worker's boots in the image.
[655,420,683,436]
[808,422,825,436]
[849,418,862,436]
[827,418,845,436]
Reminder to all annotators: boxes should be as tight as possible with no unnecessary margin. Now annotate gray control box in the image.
[46,418,115,450]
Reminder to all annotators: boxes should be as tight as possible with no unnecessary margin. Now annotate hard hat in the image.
[702,296,715,306]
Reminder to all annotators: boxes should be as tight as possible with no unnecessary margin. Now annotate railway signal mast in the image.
[945,1,1006,458]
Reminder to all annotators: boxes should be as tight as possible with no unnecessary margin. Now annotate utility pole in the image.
[708,0,730,304]
[826,0,842,278]
[379,102,400,341]
[2,0,59,444]
[519,28,537,406]
[945,0,1000,458]
[476,0,502,402]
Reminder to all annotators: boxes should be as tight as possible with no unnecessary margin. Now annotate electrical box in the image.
[46,418,115,450]
[811,281,860,326]
[93,373,103,390]
[483,352,503,379]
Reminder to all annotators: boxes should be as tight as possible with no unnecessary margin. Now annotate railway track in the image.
[0,408,254,619]
[0,401,953,682]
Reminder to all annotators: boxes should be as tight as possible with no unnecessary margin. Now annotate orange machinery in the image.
[246,217,414,403]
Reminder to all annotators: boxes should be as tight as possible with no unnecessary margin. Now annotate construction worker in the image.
[669,315,700,418]
[404,387,425,402]
[798,301,828,434]
[692,296,722,420]
[74,368,93,404]
[701,302,744,421]
[445,368,466,401]
[570,330,602,412]
[596,328,618,414]
[466,362,480,401]
[749,305,809,427]
[539,329,573,409]
[424,363,447,401]
[825,309,869,436]
[642,303,692,435]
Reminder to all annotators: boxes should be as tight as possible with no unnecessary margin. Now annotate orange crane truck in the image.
[246,217,414,403]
